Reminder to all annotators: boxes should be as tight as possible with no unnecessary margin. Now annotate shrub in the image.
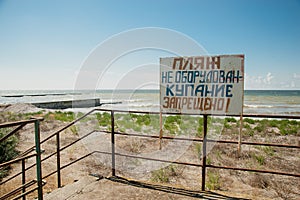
[163,115,181,135]
[96,112,111,127]
[225,117,237,123]
[244,118,256,124]
[0,128,19,180]
[254,124,264,133]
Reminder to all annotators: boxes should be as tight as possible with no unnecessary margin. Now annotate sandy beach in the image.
[0,103,299,199]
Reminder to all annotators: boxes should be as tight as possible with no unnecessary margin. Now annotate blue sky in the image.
[0,0,299,90]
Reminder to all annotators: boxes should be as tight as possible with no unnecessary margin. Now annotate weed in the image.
[151,164,178,183]
[151,168,169,183]
[224,122,231,129]
[45,111,75,122]
[244,118,256,124]
[96,112,111,127]
[132,125,142,132]
[262,146,275,156]
[163,115,182,135]
[206,170,221,190]
[243,123,251,129]
[136,114,151,126]
[278,120,298,135]
[254,124,264,133]
[206,156,212,165]
[198,117,203,125]
[195,143,202,159]
[225,117,237,123]
[253,154,265,165]
[197,126,203,137]
[21,111,44,119]
[70,125,78,135]
[246,130,254,136]
[129,138,144,153]
[268,120,279,127]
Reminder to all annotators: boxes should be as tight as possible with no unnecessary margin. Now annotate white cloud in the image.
[264,72,274,84]
[245,72,275,89]
[293,73,300,79]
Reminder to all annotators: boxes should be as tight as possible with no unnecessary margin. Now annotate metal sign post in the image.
[201,115,208,191]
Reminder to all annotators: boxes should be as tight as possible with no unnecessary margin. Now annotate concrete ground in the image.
[44,175,251,200]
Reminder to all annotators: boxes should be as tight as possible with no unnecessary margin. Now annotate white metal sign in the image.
[160,55,244,115]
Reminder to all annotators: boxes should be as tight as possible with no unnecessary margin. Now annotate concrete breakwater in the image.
[33,99,101,109]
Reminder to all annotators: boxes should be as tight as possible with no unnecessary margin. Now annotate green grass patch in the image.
[96,112,111,127]
[206,170,221,190]
[195,143,202,159]
[244,118,256,124]
[225,117,237,123]
[163,115,182,135]
[151,164,178,183]
[253,154,265,165]
[262,146,275,156]
[45,111,75,122]
[70,125,78,135]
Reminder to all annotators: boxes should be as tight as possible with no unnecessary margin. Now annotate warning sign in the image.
[160,55,244,115]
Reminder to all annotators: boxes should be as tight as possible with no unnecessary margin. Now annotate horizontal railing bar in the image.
[94,108,300,119]
[1,130,101,185]
[114,132,300,149]
[96,151,300,178]
[115,131,204,142]
[11,180,46,200]
[0,180,36,200]
[43,151,111,180]
[15,147,35,159]
[114,152,203,167]
[0,118,42,129]
[43,152,97,179]
[60,153,94,171]
[0,153,36,168]
[59,130,99,152]
[207,164,300,177]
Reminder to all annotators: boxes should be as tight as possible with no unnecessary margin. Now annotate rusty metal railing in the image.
[0,118,44,200]
[101,109,300,191]
[40,108,299,192]
[2,108,299,199]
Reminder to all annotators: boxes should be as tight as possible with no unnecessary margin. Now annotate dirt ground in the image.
[0,104,299,200]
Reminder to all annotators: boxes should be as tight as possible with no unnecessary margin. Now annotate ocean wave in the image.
[244,104,274,108]
[129,104,160,108]
[244,104,300,109]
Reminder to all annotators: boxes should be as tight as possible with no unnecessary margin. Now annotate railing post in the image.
[111,111,116,176]
[56,133,61,188]
[22,158,26,200]
[201,114,208,191]
[34,120,43,200]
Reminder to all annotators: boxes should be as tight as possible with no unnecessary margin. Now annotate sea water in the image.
[0,90,299,115]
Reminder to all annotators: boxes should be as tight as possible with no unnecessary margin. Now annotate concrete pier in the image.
[33,99,101,109]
